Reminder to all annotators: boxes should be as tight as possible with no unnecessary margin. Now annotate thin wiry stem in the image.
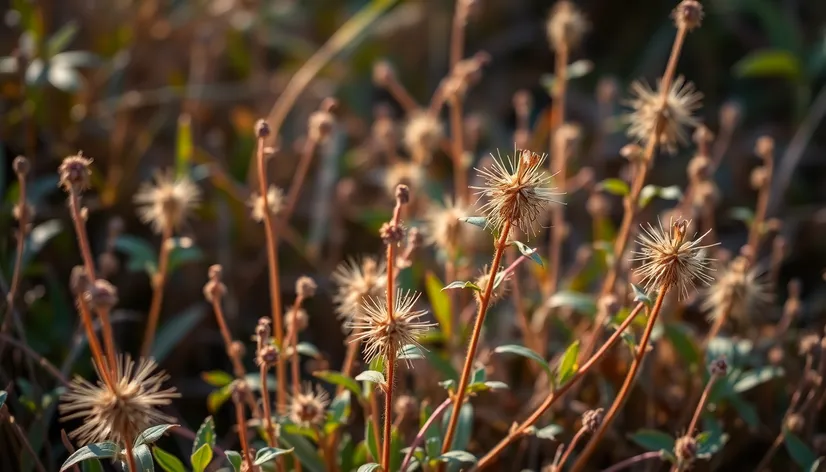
[5,170,28,323]
[671,376,718,472]
[76,296,114,390]
[233,393,255,472]
[283,137,318,222]
[381,348,396,471]
[2,405,46,472]
[475,301,646,470]
[602,451,663,472]
[140,225,173,357]
[260,362,277,448]
[556,427,587,471]
[569,288,670,472]
[546,42,569,295]
[449,97,469,204]
[442,220,512,458]
[255,133,288,415]
[747,145,773,266]
[400,398,452,472]
[210,297,261,418]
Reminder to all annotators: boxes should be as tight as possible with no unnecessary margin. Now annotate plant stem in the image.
[475,301,645,469]
[569,288,669,472]
[449,97,468,204]
[369,391,383,461]
[556,427,586,471]
[234,393,255,472]
[283,137,318,222]
[400,398,452,471]
[670,376,718,472]
[747,144,773,265]
[381,349,396,471]
[260,362,277,447]
[124,439,138,472]
[4,170,28,323]
[2,404,47,472]
[753,434,783,472]
[602,451,663,472]
[76,296,114,389]
[441,220,512,458]
[141,226,173,357]
[256,133,288,415]
[546,41,569,295]
[338,333,362,394]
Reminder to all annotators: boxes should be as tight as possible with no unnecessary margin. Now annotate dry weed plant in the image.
[1,1,825,472]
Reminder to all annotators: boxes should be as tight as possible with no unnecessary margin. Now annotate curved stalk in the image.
[140,226,173,357]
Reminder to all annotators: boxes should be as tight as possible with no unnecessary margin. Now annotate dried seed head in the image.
[709,357,728,377]
[473,149,562,236]
[13,155,29,176]
[404,113,444,164]
[625,76,703,155]
[203,264,227,303]
[231,379,250,403]
[256,344,279,367]
[755,135,774,159]
[85,279,119,312]
[673,0,704,30]
[674,435,697,468]
[134,169,201,234]
[248,185,285,223]
[256,317,272,339]
[372,60,396,87]
[394,395,419,423]
[702,256,772,325]
[286,307,309,333]
[395,184,410,205]
[289,384,330,427]
[332,257,387,326]
[380,222,405,246]
[59,153,93,193]
[474,266,511,305]
[586,192,611,218]
[581,408,604,433]
[296,276,317,299]
[255,119,270,138]
[546,0,589,51]
[229,341,246,359]
[425,197,476,252]
[633,218,716,299]
[347,290,435,365]
[308,110,335,143]
[59,356,179,446]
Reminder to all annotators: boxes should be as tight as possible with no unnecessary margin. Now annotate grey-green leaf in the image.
[61,443,119,471]
[510,240,543,267]
[134,424,179,446]
[0,390,6,408]
[355,370,386,385]
[437,450,477,464]
[152,304,206,363]
[629,429,676,452]
[547,291,597,316]
[631,283,653,309]
[225,451,243,472]
[254,447,295,466]
[555,340,580,385]
[314,370,362,398]
[357,464,381,472]
[458,216,487,229]
[132,444,155,472]
[494,344,551,375]
[442,280,482,292]
[535,424,563,440]
[784,431,818,470]
[192,416,216,456]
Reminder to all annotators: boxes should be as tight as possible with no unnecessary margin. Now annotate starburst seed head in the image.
[331,257,387,325]
[625,76,702,154]
[248,185,285,223]
[702,256,772,325]
[133,169,201,234]
[633,218,716,299]
[289,384,330,428]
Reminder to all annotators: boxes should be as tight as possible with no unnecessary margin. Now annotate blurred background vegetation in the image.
[2,0,826,470]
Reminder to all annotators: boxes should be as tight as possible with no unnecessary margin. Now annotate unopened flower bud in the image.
[395,184,410,205]
[673,0,704,30]
[709,357,728,377]
[582,408,604,433]
[12,155,29,176]
[59,153,93,193]
[255,119,270,138]
[296,276,317,299]
[256,344,279,367]
[85,279,119,311]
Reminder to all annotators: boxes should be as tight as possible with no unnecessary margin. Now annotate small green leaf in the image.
[355,370,386,385]
[728,207,755,226]
[658,185,682,201]
[598,178,630,196]
[426,271,453,339]
[437,450,477,464]
[134,424,179,446]
[809,458,824,472]
[280,430,325,472]
[192,416,216,456]
[254,447,295,466]
[510,240,543,267]
[784,431,817,470]
[191,443,213,472]
[201,370,233,387]
[207,384,232,413]
[547,291,597,316]
[133,444,155,471]
[365,420,379,461]
[556,340,580,385]
[224,451,243,472]
[357,464,381,472]
[153,447,186,472]
[47,21,79,56]
[442,280,482,292]
[629,429,676,452]
[314,371,362,398]
[535,424,563,440]
[81,459,104,472]
[664,323,700,367]
[631,283,653,309]
[494,344,550,375]
[732,366,784,393]
[734,49,803,81]
[61,443,119,471]
[458,216,487,229]
[568,59,594,79]
[639,185,659,208]
[441,403,473,452]
[296,342,322,358]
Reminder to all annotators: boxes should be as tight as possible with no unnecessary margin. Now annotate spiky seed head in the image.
[404,113,443,164]
[289,384,329,427]
[134,169,201,234]
[85,279,119,311]
[13,155,29,176]
[59,356,179,445]
[702,256,772,325]
[625,76,703,154]
[256,345,279,367]
[347,290,435,365]
[632,218,716,299]
[425,197,479,252]
[546,0,589,51]
[59,153,93,193]
[286,308,309,333]
[248,185,284,223]
[709,357,728,377]
[674,435,697,468]
[582,408,604,433]
[673,0,704,30]
[380,222,405,246]
[296,276,317,299]
[474,266,511,305]
[472,149,562,236]
[331,257,387,326]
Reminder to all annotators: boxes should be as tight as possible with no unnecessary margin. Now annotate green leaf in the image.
[426,272,453,339]
[47,21,79,56]
[734,49,803,81]
[134,424,179,446]
[437,450,477,464]
[314,370,362,398]
[568,59,593,79]
[81,460,104,472]
[728,207,755,226]
[296,342,322,358]
[190,443,213,472]
[631,283,653,309]
[17,219,63,270]
[201,370,234,387]
[355,370,386,385]
[732,366,784,393]
[328,390,352,425]
[224,451,243,472]
[280,429,325,472]
[638,185,683,208]
[598,178,630,196]
[365,420,379,461]
[254,447,295,466]
[494,344,551,375]
[629,429,676,452]
[357,464,381,472]
[696,426,729,459]
[115,235,158,274]
[192,416,216,456]
[0,390,6,408]
[176,114,193,177]
[784,431,817,470]
[658,185,682,201]
[441,403,473,452]
[664,323,700,367]
[167,239,204,274]
[153,447,186,472]
[510,240,543,267]
[207,384,232,413]
[535,424,563,440]
[442,280,482,292]
[728,395,760,427]
[133,444,155,471]
[151,304,206,363]
[547,291,597,316]
[61,442,119,471]
[555,340,580,385]
[458,216,487,229]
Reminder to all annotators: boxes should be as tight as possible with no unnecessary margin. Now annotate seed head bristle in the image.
[625,76,703,155]
[248,185,285,223]
[331,257,387,327]
[702,256,772,325]
[133,169,201,234]
[288,383,330,428]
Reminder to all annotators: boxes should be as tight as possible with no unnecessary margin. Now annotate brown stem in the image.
[234,394,255,472]
[475,302,645,469]
[287,298,303,397]
[753,434,783,472]
[546,42,569,295]
[140,226,173,357]
[747,148,773,266]
[449,97,468,204]
[2,404,47,472]
[5,174,28,320]
[256,134,288,414]
[381,349,397,471]
[449,0,467,68]
[670,377,718,472]
[339,334,362,394]
[383,78,421,116]
[442,221,512,457]
[76,296,114,389]
[211,298,245,379]
[603,451,663,472]
[124,439,138,472]
[569,288,669,472]
[282,138,318,222]
[68,191,97,280]
[260,362,277,447]
[556,427,587,470]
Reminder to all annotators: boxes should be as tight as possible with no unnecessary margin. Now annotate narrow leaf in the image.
[190,443,213,472]
[556,340,580,385]
[598,178,630,196]
[510,240,543,267]
[152,447,186,472]
[548,291,597,316]
[133,444,155,472]
[494,344,551,374]
[134,424,179,446]
[784,431,817,470]
[201,370,233,387]
[629,429,676,452]
[355,370,386,385]
[254,447,295,466]
[437,450,477,464]
[426,271,453,339]
[357,464,381,472]
[224,451,243,472]
[191,416,216,456]
[314,371,362,398]
[458,216,487,229]
[61,443,119,471]
[152,304,206,363]
[535,424,563,440]
[442,280,482,292]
